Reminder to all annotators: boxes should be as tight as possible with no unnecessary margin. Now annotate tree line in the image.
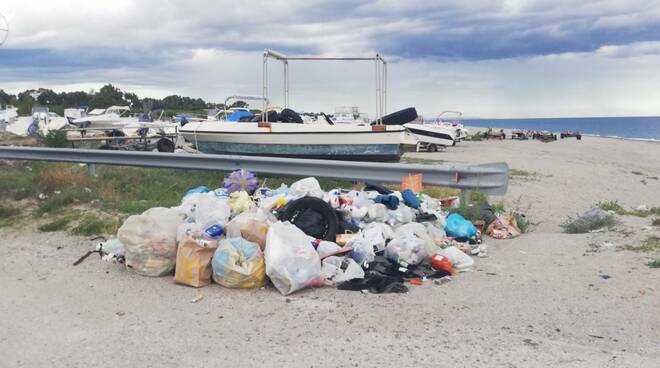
[0,84,239,116]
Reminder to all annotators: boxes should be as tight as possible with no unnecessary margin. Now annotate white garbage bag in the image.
[439,246,475,270]
[264,222,322,295]
[362,222,394,253]
[118,207,182,276]
[289,177,324,198]
[367,203,388,222]
[320,256,364,284]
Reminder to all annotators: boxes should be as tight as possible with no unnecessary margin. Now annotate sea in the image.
[459,116,660,141]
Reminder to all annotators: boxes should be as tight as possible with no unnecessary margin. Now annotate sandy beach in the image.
[1,134,659,367]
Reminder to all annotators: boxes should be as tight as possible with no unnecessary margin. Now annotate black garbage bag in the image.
[281,197,339,241]
[480,201,496,224]
[363,183,393,195]
[337,272,408,293]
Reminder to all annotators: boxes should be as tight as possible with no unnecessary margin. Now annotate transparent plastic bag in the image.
[212,238,267,289]
[264,222,322,295]
[362,222,394,253]
[118,207,182,276]
[225,208,277,238]
[346,237,375,265]
[194,192,231,230]
[384,235,428,266]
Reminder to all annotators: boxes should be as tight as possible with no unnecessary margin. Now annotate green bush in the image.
[38,217,71,232]
[38,130,69,148]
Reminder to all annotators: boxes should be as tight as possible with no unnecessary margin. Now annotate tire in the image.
[428,144,437,152]
[266,110,278,122]
[282,197,338,241]
[577,135,582,140]
[371,107,418,125]
[106,129,126,145]
[156,138,175,153]
[278,108,303,124]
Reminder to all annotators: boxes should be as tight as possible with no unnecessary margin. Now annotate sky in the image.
[1,0,660,118]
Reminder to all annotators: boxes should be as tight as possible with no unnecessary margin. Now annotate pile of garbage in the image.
[97,170,522,295]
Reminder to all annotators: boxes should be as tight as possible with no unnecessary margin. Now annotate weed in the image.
[509,169,535,178]
[652,218,660,226]
[38,130,69,148]
[647,259,660,268]
[35,189,97,216]
[596,200,626,215]
[513,212,530,233]
[71,214,119,236]
[422,186,460,199]
[629,207,660,218]
[624,236,660,252]
[401,157,445,165]
[594,200,660,218]
[38,217,71,232]
[0,206,20,227]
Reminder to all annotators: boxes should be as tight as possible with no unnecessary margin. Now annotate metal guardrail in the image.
[0,147,509,195]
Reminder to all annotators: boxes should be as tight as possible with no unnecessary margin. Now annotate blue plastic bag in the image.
[184,186,210,198]
[374,195,399,210]
[444,213,477,238]
[401,189,420,209]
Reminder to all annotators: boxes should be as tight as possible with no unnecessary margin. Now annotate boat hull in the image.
[180,122,404,161]
[403,123,456,146]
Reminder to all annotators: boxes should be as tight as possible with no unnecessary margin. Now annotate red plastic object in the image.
[431,254,453,274]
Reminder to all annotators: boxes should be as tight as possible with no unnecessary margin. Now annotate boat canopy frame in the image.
[262,49,388,124]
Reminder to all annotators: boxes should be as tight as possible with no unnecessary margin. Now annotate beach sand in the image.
[1,135,659,367]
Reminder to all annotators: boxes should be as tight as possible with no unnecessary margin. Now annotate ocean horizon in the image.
[456,116,660,141]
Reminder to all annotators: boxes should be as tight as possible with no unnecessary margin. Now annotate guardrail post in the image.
[86,163,96,177]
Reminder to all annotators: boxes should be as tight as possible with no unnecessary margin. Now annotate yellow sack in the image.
[211,238,267,289]
[174,239,218,288]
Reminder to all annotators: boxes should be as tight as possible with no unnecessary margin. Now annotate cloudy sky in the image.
[1,0,660,118]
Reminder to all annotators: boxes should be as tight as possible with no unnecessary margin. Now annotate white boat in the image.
[435,111,469,141]
[6,107,69,136]
[403,121,456,150]
[71,105,134,128]
[1,105,18,131]
[0,105,18,124]
[180,121,405,161]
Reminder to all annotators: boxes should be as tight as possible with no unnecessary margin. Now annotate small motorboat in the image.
[6,107,69,136]
[71,105,135,128]
[180,107,408,161]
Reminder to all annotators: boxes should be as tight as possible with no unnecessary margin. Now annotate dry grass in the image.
[39,163,94,192]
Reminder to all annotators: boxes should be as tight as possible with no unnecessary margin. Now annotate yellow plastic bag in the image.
[174,239,218,287]
[228,191,255,215]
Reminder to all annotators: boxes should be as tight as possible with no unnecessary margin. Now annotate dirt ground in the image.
[1,135,659,367]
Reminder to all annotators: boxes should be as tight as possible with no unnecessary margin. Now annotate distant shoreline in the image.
[463,126,660,143]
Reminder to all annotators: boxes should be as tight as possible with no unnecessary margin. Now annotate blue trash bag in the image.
[374,195,399,210]
[444,213,477,238]
[401,189,420,209]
